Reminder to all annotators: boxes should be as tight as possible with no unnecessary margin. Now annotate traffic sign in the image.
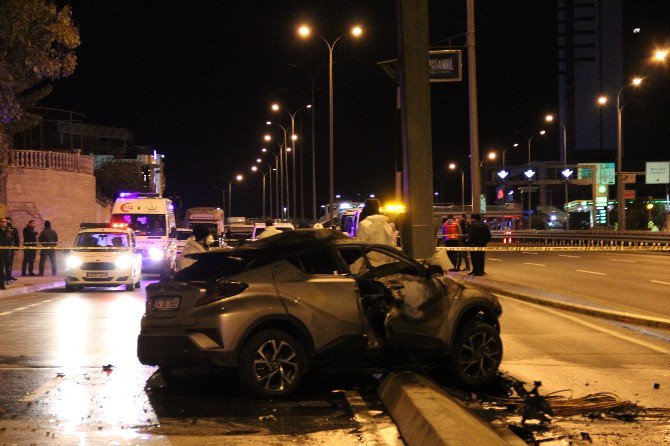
[646,161,670,184]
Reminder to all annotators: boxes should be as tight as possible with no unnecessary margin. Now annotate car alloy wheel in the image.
[450,322,502,388]
[239,330,305,398]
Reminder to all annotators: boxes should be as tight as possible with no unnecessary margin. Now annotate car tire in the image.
[448,322,502,389]
[125,284,134,291]
[134,280,141,288]
[238,330,306,399]
[65,284,75,292]
[159,365,189,388]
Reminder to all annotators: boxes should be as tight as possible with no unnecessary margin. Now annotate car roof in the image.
[189,228,366,261]
[77,227,133,235]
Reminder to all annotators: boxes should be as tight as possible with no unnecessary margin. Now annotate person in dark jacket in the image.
[22,220,38,276]
[5,217,19,281]
[38,221,58,276]
[466,213,491,276]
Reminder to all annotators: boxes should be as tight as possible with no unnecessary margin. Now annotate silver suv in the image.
[137,229,502,398]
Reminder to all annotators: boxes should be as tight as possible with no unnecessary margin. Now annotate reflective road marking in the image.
[488,258,502,261]
[610,259,637,263]
[651,280,670,286]
[524,263,547,267]
[558,254,580,258]
[521,252,539,255]
[576,269,607,275]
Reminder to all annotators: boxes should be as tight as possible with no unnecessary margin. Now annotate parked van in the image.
[110,192,177,277]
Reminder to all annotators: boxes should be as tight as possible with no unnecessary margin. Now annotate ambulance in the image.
[110,192,178,277]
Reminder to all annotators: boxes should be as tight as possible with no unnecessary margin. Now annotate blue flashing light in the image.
[118,192,138,199]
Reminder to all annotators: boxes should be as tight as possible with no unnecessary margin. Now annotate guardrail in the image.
[491,229,670,247]
[9,150,94,174]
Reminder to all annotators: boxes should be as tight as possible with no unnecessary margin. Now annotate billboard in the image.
[429,50,462,82]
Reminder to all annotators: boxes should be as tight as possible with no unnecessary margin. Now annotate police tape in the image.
[436,245,670,252]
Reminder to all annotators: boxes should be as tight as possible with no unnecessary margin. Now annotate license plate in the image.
[153,296,180,310]
[86,272,109,278]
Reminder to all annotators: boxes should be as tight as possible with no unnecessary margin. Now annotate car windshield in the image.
[174,252,256,282]
[75,232,129,248]
[112,214,166,236]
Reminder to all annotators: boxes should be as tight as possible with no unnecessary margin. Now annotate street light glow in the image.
[351,26,363,37]
[271,103,280,111]
[263,134,272,141]
[653,49,668,62]
[298,25,311,38]
[631,77,643,86]
[597,95,608,105]
[235,174,243,181]
[513,143,519,147]
[256,158,262,163]
[261,147,267,152]
[287,147,292,152]
[291,134,298,141]
[448,163,456,170]
[266,121,272,125]
[487,151,497,161]
[524,169,536,179]
[306,104,312,109]
[545,114,554,122]
[539,130,546,135]
[251,166,258,172]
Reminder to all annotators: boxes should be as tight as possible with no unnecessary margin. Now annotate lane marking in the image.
[344,390,403,446]
[610,259,637,263]
[13,306,27,311]
[521,252,539,255]
[488,258,502,261]
[651,280,670,286]
[499,295,670,355]
[558,254,580,258]
[0,312,10,316]
[576,269,607,275]
[524,263,547,267]
[21,375,66,402]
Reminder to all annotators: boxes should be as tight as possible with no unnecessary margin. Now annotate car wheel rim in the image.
[458,330,501,380]
[253,339,298,392]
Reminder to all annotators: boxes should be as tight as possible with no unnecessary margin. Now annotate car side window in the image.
[286,248,345,275]
[363,247,421,277]
[337,247,366,275]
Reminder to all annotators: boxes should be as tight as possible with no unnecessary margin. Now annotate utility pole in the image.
[466,0,481,215]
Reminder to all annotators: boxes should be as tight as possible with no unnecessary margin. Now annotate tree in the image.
[0,0,80,163]
[95,161,145,201]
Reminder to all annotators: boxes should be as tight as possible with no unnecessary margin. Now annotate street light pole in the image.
[227,174,243,219]
[298,24,362,224]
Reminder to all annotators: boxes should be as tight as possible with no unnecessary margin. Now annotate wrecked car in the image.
[137,229,503,398]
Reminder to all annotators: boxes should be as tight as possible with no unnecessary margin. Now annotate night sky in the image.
[42,1,669,218]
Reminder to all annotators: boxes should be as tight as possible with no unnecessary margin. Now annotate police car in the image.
[65,224,142,291]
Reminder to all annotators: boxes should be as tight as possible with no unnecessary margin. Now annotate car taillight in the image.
[194,281,248,307]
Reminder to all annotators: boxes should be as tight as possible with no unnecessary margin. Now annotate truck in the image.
[184,207,225,244]
[110,192,178,277]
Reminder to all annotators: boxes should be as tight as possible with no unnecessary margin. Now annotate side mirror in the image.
[426,264,444,277]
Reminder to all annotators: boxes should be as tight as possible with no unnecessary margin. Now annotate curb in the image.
[0,280,64,299]
[378,371,523,446]
[452,273,670,330]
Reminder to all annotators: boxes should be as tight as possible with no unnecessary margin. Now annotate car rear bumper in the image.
[137,332,237,368]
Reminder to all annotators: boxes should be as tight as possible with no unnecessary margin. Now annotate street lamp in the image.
[545,113,570,207]
[524,169,536,226]
[227,174,243,219]
[264,128,289,218]
[298,23,363,224]
[527,130,546,165]
[259,150,278,218]
[255,159,274,218]
[597,76,643,231]
[448,162,466,212]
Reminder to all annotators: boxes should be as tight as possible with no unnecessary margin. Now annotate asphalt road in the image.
[0,284,402,446]
[483,250,670,318]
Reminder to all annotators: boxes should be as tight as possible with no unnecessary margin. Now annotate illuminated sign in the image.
[429,50,462,82]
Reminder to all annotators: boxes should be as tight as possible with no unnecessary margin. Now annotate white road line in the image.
[651,280,670,286]
[13,306,27,311]
[488,258,502,261]
[20,375,66,402]
[558,254,580,258]
[576,269,607,275]
[521,252,539,255]
[344,390,403,446]
[0,312,11,316]
[499,296,670,355]
[524,262,547,267]
[610,259,637,263]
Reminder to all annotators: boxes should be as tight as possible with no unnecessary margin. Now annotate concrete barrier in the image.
[378,371,522,446]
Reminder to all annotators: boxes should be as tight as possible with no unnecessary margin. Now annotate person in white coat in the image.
[177,224,210,271]
[258,218,281,239]
[356,199,395,246]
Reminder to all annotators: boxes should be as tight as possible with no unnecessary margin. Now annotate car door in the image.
[356,246,452,349]
[273,246,368,357]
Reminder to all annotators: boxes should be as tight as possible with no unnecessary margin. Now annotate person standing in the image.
[0,218,9,288]
[456,213,471,271]
[441,215,462,271]
[257,218,282,239]
[5,217,19,281]
[356,199,395,246]
[22,220,38,276]
[466,214,491,276]
[38,220,58,276]
[177,224,210,271]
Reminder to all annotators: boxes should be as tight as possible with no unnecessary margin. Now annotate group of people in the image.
[440,213,491,276]
[0,218,59,290]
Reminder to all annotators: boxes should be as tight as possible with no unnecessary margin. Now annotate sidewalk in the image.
[0,269,64,299]
[449,271,670,329]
